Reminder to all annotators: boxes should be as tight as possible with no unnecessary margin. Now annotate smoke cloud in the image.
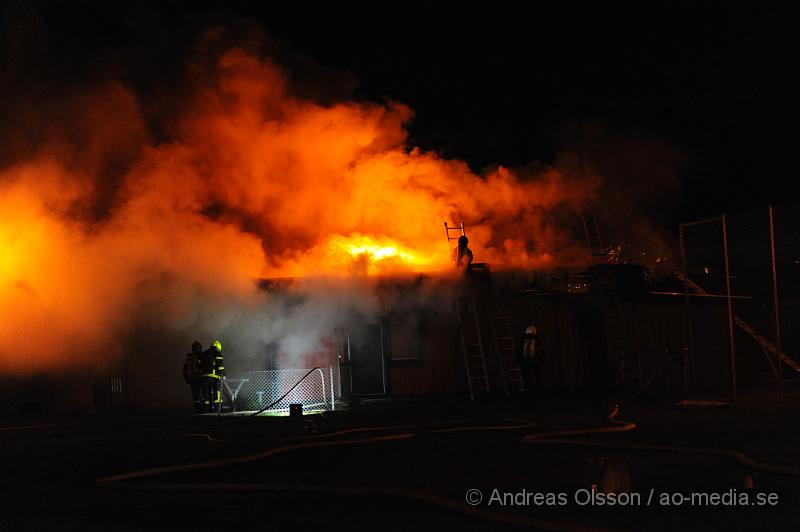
[0,23,680,378]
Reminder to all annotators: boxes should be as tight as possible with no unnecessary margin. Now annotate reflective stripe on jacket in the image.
[201,347,224,378]
[521,331,543,360]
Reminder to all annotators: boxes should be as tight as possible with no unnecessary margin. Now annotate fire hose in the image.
[604,348,685,409]
[93,366,800,529]
[247,367,322,416]
[520,406,800,478]
[96,422,610,532]
[96,405,800,531]
[117,357,800,478]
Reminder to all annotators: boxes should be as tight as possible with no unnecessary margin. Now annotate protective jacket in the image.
[452,246,473,267]
[183,352,202,383]
[201,344,225,412]
[201,346,225,379]
[520,326,543,360]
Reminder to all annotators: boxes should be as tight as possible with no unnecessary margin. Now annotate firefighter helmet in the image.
[191,341,202,354]
[212,340,222,352]
[457,235,469,247]
[525,325,537,335]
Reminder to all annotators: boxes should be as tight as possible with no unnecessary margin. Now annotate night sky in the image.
[2,2,797,226]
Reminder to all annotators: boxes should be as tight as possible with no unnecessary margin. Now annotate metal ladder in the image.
[491,316,524,397]
[444,221,465,243]
[444,220,490,273]
[675,270,800,375]
[582,215,609,263]
[456,297,490,401]
[582,215,627,383]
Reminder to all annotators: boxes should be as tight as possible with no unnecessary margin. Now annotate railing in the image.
[230,368,333,413]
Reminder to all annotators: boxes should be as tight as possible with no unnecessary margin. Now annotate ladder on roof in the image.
[582,215,628,383]
[456,297,490,401]
[582,215,608,265]
[444,221,465,242]
[444,220,490,273]
[675,270,800,375]
[491,315,524,397]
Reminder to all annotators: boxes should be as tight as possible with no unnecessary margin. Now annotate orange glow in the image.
[324,233,439,275]
[173,47,598,278]
[0,37,600,374]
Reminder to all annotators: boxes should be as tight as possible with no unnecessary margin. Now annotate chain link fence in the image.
[224,366,352,414]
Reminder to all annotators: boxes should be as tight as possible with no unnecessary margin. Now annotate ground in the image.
[2,389,800,531]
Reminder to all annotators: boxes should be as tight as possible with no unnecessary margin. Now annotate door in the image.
[348,323,387,396]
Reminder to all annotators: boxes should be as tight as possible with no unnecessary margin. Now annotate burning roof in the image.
[0,28,676,375]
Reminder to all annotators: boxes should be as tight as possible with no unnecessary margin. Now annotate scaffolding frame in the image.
[678,207,787,404]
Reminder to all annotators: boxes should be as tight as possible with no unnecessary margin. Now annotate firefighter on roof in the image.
[453,235,474,268]
[182,341,204,413]
[201,340,225,413]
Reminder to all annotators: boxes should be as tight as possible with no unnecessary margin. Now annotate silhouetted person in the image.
[201,340,225,413]
[518,324,543,396]
[182,341,204,413]
[453,235,473,269]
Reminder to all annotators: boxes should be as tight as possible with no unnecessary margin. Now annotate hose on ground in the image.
[96,432,415,485]
[521,407,636,442]
[96,420,599,532]
[104,480,613,532]
[96,408,800,531]
[521,406,800,478]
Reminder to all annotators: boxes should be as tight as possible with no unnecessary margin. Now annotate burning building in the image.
[216,255,747,416]
[1,26,722,417]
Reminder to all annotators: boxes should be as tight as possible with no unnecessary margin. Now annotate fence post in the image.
[329,365,335,411]
[721,214,737,400]
[315,368,327,411]
[769,206,784,405]
[679,224,697,391]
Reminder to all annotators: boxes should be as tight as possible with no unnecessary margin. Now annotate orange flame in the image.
[324,233,439,275]
[0,37,599,374]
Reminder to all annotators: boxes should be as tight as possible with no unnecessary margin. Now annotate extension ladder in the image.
[491,316,524,397]
[456,297,490,401]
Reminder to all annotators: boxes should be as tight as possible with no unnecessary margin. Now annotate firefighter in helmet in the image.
[452,235,474,268]
[518,324,544,396]
[182,341,204,413]
[201,340,225,413]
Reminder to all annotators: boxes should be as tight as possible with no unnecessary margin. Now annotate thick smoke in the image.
[554,122,684,273]
[0,23,680,378]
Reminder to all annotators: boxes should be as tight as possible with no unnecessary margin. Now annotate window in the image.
[388,313,423,361]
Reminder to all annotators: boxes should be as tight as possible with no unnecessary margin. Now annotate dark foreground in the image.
[2,391,800,531]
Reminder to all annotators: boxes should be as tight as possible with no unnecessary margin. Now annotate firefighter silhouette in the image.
[201,340,225,413]
[453,235,474,268]
[182,341,204,413]
[518,324,544,396]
